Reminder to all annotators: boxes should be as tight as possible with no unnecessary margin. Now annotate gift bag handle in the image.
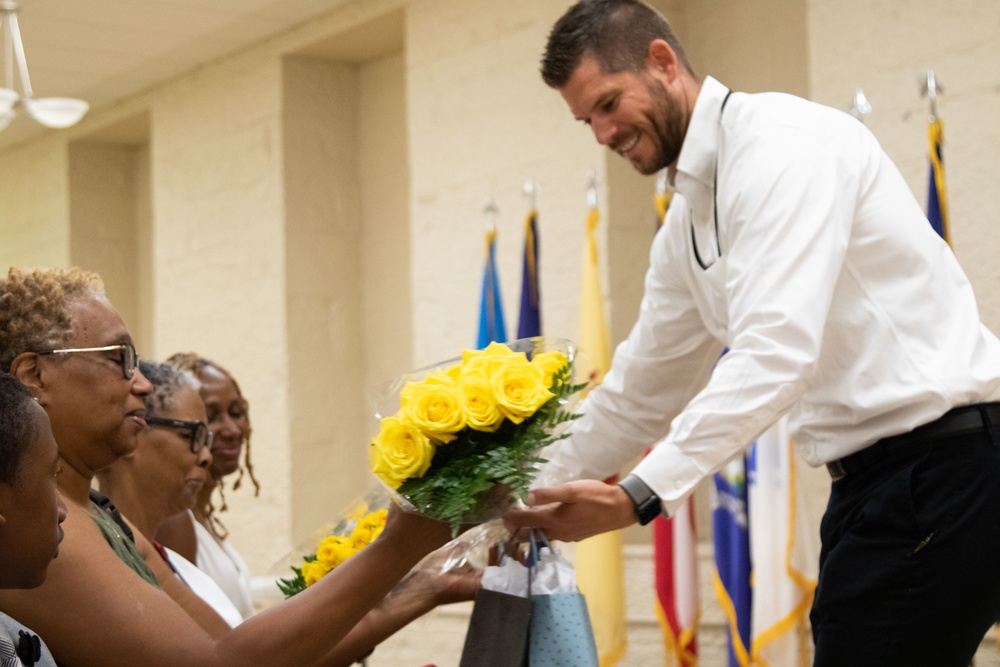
[527,528,552,568]
[527,529,537,597]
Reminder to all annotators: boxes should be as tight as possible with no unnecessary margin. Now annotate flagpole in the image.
[522,178,538,211]
[575,167,629,666]
[921,69,951,245]
[586,169,598,209]
[921,69,940,122]
[477,196,507,348]
[482,196,498,235]
[483,197,498,332]
[517,180,541,338]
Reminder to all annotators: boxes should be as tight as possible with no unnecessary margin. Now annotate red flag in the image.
[654,499,699,666]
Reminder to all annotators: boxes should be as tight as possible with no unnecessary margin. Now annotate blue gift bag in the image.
[528,590,599,666]
[526,532,599,667]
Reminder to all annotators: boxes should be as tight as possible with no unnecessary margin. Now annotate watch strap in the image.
[618,474,662,526]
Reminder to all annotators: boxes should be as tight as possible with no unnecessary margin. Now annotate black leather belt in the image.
[826,402,1000,482]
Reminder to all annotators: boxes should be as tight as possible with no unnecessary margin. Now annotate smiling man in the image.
[504,1,1000,665]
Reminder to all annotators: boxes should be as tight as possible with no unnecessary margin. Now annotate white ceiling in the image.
[0,0,359,150]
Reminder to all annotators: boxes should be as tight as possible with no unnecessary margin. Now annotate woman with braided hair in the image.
[157,353,259,619]
[0,266,479,667]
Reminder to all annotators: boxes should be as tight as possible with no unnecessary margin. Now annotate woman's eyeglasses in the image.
[145,416,214,454]
[38,342,139,380]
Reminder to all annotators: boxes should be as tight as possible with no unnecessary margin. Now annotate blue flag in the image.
[516,209,541,338]
[476,229,507,349]
[926,118,950,245]
[712,456,752,667]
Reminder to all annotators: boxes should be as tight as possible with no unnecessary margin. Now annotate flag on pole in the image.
[476,226,507,349]
[712,457,752,667]
[574,201,628,667]
[654,501,700,667]
[926,117,950,245]
[747,418,818,666]
[650,173,699,667]
[517,207,541,338]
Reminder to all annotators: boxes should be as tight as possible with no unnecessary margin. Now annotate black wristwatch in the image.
[618,474,662,526]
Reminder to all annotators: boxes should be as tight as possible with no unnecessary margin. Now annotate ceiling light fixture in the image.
[1,1,88,131]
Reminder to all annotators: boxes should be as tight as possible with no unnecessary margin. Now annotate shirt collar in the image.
[671,76,730,207]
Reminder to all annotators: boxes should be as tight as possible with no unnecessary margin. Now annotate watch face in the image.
[636,497,661,525]
[620,476,661,525]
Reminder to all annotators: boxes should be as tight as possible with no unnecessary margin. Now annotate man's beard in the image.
[633,77,686,175]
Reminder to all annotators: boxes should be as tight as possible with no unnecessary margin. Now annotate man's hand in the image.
[503,479,637,542]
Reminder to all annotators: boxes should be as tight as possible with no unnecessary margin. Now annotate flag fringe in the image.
[713,569,752,667]
[655,598,699,666]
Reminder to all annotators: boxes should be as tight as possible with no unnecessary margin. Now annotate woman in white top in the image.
[157,353,257,618]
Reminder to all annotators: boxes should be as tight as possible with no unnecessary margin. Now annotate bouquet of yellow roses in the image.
[368,337,584,535]
[275,488,391,597]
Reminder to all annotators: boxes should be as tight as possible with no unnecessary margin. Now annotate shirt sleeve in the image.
[537,209,724,490]
[631,125,861,514]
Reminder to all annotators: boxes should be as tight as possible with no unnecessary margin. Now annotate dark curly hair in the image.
[0,372,40,486]
[0,267,105,372]
[541,0,695,88]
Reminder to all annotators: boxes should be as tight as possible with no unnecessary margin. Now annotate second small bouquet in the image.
[368,337,584,534]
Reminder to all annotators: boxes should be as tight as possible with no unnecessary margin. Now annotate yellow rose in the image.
[350,509,388,548]
[357,508,388,532]
[369,416,435,489]
[400,371,466,443]
[460,342,524,379]
[344,502,370,522]
[459,371,503,432]
[531,350,569,388]
[302,559,332,587]
[316,535,356,567]
[493,356,555,424]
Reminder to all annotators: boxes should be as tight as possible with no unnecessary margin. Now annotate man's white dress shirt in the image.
[543,76,1000,515]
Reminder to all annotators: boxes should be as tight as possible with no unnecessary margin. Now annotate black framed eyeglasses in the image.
[38,342,139,380]
[145,416,214,454]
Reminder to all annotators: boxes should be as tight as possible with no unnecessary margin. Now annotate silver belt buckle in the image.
[826,459,846,482]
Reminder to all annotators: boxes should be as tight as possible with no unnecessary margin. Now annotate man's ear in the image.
[9,352,45,402]
[647,39,681,82]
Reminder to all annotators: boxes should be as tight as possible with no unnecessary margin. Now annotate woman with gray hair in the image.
[97,360,245,627]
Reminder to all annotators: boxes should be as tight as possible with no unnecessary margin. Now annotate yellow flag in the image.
[575,205,628,667]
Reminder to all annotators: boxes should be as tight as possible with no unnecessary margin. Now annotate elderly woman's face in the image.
[41,294,151,470]
[199,366,249,479]
[135,383,212,516]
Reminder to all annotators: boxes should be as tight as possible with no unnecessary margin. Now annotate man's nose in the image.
[592,117,616,146]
